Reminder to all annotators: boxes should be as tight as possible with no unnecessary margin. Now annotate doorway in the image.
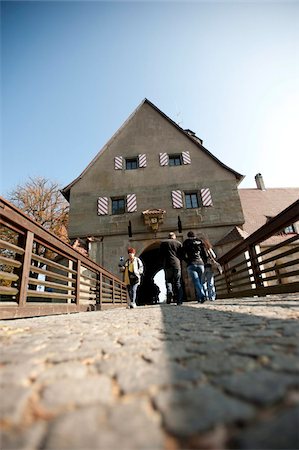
[138,241,165,305]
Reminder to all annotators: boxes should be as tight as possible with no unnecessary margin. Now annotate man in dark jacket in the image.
[182,231,207,303]
[160,232,183,305]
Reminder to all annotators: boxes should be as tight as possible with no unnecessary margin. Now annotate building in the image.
[62,99,244,302]
[62,98,246,302]
[216,174,299,288]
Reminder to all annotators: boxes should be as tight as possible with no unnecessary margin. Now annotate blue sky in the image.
[1,1,298,197]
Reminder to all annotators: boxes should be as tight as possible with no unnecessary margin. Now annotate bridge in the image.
[1,295,298,449]
[1,197,299,448]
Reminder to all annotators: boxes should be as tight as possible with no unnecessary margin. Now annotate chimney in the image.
[184,129,203,145]
[184,129,196,136]
[255,173,266,190]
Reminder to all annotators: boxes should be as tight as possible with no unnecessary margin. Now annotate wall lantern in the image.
[142,209,166,234]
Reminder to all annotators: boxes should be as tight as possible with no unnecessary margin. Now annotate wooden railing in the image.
[215,199,299,298]
[0,197,128,319]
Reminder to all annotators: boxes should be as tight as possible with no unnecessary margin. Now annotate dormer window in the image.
[266,216,297,235]
[126,157,138,170]
[282,224,296,234]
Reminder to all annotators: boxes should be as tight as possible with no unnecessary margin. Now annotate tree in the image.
[1,177,70,290]
[8,177,69,242]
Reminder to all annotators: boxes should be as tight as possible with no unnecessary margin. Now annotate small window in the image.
[266,217,297,235]
[185,193,199,209]
[112,198,125,215]
[126,158,138,170]
[282,224,296,234]
[169,154,182,166]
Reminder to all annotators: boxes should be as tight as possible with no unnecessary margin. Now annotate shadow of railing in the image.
[158,299,299,449]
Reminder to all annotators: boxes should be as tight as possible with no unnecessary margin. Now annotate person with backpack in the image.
[182,231,207,303]
[120,247,144,308]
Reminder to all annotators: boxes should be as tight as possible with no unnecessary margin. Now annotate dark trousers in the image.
[165,267,183,304]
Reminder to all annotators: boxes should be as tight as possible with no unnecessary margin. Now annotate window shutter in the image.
[182,151,191,165]
[97,197,109,215]
[114,156,123,170]
[138,154,147,168]
[171,190,183,209]
[159,153,169,166]
[201,188,213,206]
[127,194,137,212]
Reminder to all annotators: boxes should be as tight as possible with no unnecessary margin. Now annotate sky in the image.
[1,0,299,199]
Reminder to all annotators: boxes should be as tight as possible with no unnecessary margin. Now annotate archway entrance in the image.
[138,241,165,305]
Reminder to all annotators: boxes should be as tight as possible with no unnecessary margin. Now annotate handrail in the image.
[0,196,127,319]
[215,199,299,298]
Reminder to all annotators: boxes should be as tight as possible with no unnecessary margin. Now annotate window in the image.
[112,198,125,215]
[185,192,199,209]
[126,158,138,170]
[266,216,297,235]
[168,154,182,166]
[282,224,296,234]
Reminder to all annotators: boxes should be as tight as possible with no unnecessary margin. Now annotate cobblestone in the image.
[0,294,298,449]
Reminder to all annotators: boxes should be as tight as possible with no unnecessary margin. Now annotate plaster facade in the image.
[63,99,245,301]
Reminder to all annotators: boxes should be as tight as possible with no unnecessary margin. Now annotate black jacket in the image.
[160,239,182,269]
[182,237,207,266]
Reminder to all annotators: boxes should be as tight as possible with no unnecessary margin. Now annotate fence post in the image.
[248,244,264,291]
[68,259,73,304]
[99,271,102,309]
[17,230,34,307]
[75,260,81,305]
[223,264,231,295]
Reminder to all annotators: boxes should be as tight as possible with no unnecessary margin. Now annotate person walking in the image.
[202,238,219,301]
[121,247,144,308]
[182,231,207,303]
[160,232,183,305]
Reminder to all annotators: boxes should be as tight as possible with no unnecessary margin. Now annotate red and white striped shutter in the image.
[138,154,147,168]
[114,156,123,170]
[97,197,109,215]
[159,153,169,166]
[127,194,137,212]
[201,188,213,206]
[182,151,191,165]
[171,190,183,209]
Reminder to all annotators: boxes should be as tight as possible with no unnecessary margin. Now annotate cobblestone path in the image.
[1,295,299,450]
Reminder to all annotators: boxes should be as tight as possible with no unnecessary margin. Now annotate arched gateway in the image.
[138,241,163,304]
[62,99,245,302]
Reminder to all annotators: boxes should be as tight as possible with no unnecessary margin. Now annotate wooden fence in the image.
[215,199,299,298]
[0,197,127,319]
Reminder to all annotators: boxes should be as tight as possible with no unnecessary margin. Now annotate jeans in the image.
[203,266,216,300]
[165,267,183,304]
[187,264,205,301]
[127,283,138,306]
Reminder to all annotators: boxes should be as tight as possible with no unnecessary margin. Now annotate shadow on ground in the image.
[157,301,299,449]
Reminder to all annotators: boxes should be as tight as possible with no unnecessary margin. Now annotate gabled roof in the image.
[215,226,249,246]
[239,188,299,236]
[61,98,244,201]
[216,188,299,247]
